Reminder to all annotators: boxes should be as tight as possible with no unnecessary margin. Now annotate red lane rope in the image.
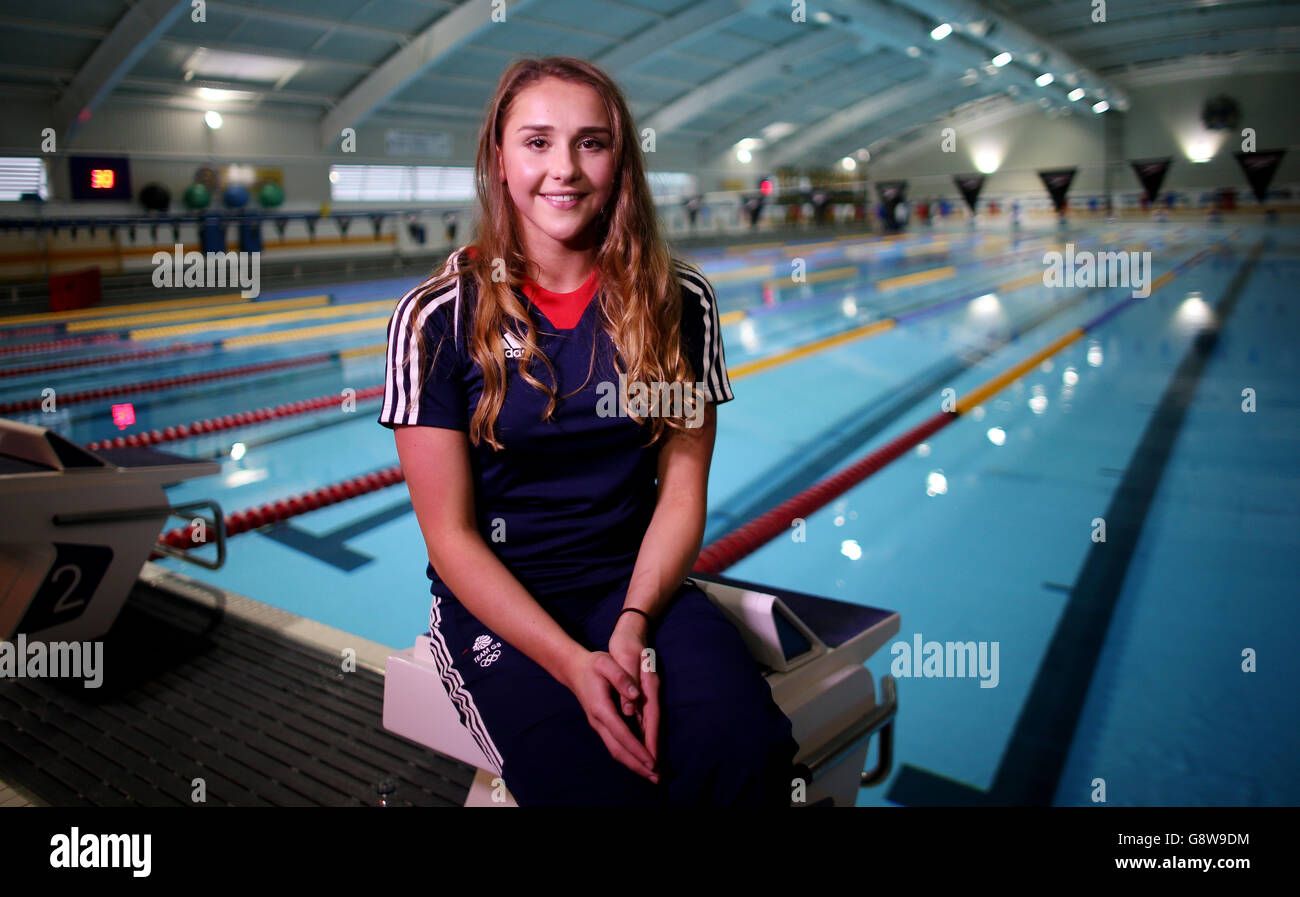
[0,333,124,358]
[85,385,384,450]
[692,234,1231,574]
[0,351,336,414]
[150,464,405,557]
[694,413,954,574]
[0,340,217,379]
[0,324,60,341]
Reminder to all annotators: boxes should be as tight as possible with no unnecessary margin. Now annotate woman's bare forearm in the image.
[431,529,588,691]
[622,495,706,627]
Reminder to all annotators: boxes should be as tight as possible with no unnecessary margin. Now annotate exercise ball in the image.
[139,183,171,212]
[258,181,285,208]
[222,184,250,209]
[182,182,211,210]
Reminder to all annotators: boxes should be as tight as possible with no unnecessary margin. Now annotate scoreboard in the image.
[68,155,132,201]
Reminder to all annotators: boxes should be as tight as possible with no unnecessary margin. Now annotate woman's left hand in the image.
[608,614,660,766]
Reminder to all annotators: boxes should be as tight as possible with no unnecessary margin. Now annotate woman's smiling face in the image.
[497,77,615,254]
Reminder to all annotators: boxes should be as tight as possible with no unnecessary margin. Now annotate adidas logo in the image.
[502,330,524,359]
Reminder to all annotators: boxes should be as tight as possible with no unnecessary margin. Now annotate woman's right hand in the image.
[562,650,659,783]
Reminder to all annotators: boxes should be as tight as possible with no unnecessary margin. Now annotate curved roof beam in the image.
[700,52,921,157]
[318,0,542,149]
[55,0,190,144]
[866,93,1032,169]
[597,0,753,73]
[767,69,961,166]
[641,28,857,137]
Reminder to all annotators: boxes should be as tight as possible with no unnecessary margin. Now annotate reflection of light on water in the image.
[231,442,246,461]
[739,319,760,352]
[970,406,985,421]
[926,470,948,496]
[1087,341,1104,367]
[833,515,845,526]
[1177,291,1213,329]
[987,426,1006,446]
[841,295,858,317]
[840,539,862,560]
[916,442,930,457]
[223,467,268,488]
[1029,395,1048,414]
[1063,366,1079,386]
[971,292,1001,315]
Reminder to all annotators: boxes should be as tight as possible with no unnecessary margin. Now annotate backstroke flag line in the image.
[1038,168,1077,213]
[1234,149,1286,203]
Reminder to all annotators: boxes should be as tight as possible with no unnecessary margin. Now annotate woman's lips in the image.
[540,193,585,210]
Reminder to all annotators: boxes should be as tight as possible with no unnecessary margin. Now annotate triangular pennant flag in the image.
[1129,158,1172,203]
[1234,149,1286,203]
[953,174,985,212]
[1038,168,1077,212]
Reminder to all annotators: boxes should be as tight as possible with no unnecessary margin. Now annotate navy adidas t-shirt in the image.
[378,247,733,601]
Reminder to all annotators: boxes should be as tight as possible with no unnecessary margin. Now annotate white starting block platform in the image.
[0,419,224,643]
[384,570,899,807]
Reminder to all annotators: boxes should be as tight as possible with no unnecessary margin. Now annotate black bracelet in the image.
[618,607,652,626]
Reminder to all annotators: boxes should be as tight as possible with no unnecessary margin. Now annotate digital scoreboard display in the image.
[68,155,132,201]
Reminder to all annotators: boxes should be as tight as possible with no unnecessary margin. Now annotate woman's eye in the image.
[526,137,605,149]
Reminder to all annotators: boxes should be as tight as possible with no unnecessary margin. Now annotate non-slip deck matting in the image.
[0,581,475,806]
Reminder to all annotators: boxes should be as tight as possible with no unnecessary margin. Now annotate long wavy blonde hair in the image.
[398,56,700,451]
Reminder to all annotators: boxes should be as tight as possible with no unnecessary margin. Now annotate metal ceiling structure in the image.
[0,0,1292,166]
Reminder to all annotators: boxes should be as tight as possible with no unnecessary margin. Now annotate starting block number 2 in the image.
[18,543,114,634]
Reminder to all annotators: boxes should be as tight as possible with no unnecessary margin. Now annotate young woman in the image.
[378,56,798,807]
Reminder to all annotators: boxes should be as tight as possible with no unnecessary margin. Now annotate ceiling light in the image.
[1035,72,1054,87]
[204,110,223,129]
[183,47,303,85]
[992,52,1012,67]
[197,87,257,102]
[930,23,952,40]
[1068,88,1086,102]
[1092,100,1110,114]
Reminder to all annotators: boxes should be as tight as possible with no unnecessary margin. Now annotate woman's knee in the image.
[664,704,799,806]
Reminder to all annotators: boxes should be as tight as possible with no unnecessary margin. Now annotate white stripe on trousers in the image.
[426,595,506,776]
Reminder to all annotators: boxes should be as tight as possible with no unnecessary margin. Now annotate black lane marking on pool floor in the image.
[886,240,1261,806]
[704,240,1197,541]
[258,498,411,570]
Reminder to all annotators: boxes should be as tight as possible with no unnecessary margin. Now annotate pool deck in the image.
[0,563,474,807]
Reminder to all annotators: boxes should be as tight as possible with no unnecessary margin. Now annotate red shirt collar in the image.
[521,267,600,329]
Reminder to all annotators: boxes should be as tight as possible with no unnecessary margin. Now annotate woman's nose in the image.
[549,145,579,180]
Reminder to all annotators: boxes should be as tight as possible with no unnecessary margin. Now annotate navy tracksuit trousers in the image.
[425,574,800,807]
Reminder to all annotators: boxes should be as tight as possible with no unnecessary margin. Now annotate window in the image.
[0,157,49,201]
[647,171,697,200]
[329,164,474,202]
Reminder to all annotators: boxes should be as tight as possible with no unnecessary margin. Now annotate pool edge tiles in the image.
[136,561,394,675]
